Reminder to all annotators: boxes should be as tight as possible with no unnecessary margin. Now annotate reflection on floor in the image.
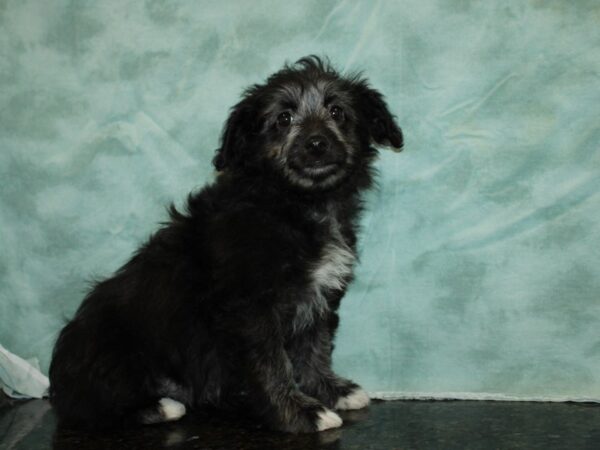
[1,395,599,449]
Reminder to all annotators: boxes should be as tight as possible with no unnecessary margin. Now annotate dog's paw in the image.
[335,388,370,410]
[158,398,187,421]
[316,408,343,431]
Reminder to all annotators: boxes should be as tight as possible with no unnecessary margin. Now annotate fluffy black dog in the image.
[49,56,403,433]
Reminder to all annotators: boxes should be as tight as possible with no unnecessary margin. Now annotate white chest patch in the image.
[312,241,355,293]
[292,220,356,333]
[312,212,356,295]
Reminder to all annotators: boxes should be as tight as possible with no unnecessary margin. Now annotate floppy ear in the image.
[354,81,403,152]
[213,99,257,171]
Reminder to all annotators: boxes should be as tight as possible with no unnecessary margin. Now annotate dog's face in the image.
[213,56,403,191]
[261,79,359,189]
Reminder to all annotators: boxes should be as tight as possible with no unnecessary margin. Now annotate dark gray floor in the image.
[1,395,599,449]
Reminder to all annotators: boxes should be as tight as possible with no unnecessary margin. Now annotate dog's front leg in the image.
[235,318,343,433]
[289,322,370,411]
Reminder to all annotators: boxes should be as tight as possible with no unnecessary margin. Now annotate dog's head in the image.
[213,56,403,190]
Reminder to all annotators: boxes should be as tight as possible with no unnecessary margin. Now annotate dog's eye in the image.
[329,105,344,121]
[277,112,292,128]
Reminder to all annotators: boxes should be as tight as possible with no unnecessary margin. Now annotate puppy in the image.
[49,56,403,433]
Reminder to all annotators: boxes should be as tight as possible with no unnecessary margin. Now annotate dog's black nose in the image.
[305,135,329,156]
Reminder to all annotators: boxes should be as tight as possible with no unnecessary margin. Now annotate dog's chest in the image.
[311,238,355,293]
[291,214,356,333]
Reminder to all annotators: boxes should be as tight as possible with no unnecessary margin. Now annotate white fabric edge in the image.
[0,344,49,399]
[369,391,600,403]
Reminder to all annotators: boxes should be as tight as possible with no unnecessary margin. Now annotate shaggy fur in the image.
[49,56,403,433]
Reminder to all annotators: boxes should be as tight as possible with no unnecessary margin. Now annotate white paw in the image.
[316,408,343,431]
[335,388,370,410]
[158,397,186,421]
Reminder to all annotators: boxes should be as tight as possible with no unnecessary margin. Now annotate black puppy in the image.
[49,56,403,433]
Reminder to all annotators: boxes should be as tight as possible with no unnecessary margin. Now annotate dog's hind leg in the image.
[50,319,185,429]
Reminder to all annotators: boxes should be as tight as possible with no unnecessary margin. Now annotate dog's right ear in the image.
[213,97,257,171]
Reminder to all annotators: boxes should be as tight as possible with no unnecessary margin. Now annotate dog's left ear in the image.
[354,81,403,152]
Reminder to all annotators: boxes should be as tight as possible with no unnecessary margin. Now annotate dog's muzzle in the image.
[289,133,345,178]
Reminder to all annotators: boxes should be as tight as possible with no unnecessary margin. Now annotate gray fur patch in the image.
[312,241,355,292]
[292,214,356,333]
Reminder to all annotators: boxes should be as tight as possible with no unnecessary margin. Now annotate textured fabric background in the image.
[1,0,599,400]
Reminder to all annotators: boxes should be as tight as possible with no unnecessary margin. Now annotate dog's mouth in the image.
[283,159,347,190]
[300,162,340,177]
[283,140,349,187]
[288,160,344,182]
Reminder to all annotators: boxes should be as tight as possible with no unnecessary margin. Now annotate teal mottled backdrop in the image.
[1,0,599,400]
